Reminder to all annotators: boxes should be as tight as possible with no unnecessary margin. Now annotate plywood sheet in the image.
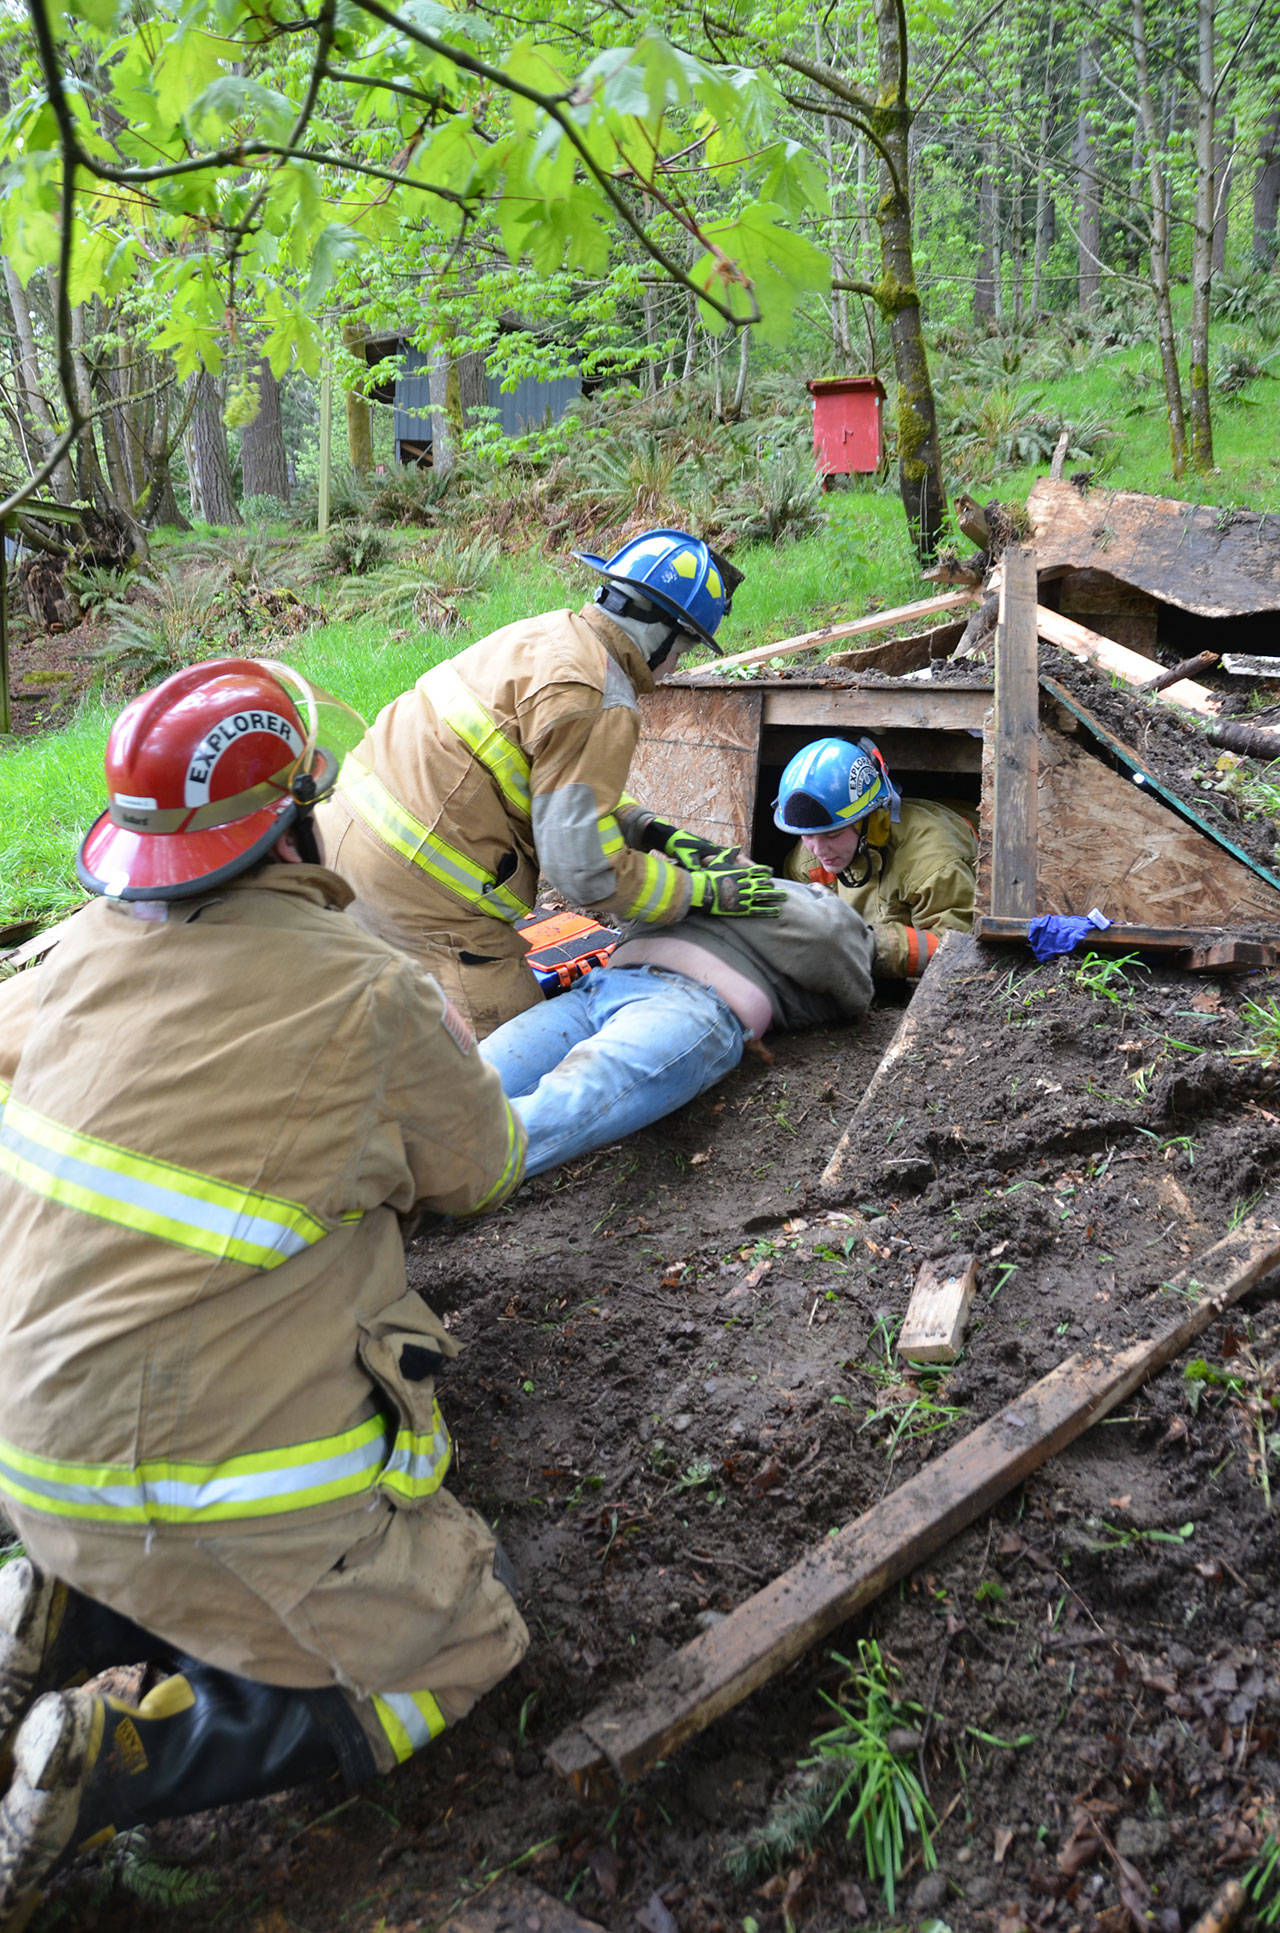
[1036,724,1280,927]
[1027,480,1280,618]
[630,686,762,854]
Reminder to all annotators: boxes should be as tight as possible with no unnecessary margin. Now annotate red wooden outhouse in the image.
[807,375,886,483]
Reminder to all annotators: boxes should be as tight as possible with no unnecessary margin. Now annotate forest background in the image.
[3,0,1280,922]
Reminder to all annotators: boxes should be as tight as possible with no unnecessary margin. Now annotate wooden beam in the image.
[898,1256,978,1364]
[974,914,1280,961]
[760,686,991,734]
[0,906,89,971]
[990,546,1039,918]
[546,1204,1280,1795]
[1036,606,1219,716]
[686,592,977,680]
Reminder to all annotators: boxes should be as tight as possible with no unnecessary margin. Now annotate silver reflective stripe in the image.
[532,784,617,905]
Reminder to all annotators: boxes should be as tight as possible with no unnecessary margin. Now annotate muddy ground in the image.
[46,937,1280,1933]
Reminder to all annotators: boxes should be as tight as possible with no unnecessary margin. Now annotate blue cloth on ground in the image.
[1026,908,1112,962]
[480,964,745,1178]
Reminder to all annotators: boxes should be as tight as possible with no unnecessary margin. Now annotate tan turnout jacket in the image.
[785,799,977,978]
[316,604,694,1034]
[0,869,528,1725]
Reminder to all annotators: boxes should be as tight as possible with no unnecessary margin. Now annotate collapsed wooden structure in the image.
[549,494,1280,1796]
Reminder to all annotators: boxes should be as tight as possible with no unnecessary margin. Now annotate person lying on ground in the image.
[479,880,875,1177]
[0,659,527,1926]
[776,735,977,979]
[314,529,783,1038]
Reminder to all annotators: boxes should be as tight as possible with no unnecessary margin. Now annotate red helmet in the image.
[78,659,339,900]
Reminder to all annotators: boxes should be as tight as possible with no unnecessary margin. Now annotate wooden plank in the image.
[898,1256,978,1363]
[438,1878,605,1933]
[825,617,968,676]
[547,1204,1280,1794]
[629,686,762,857]
[1036,605,1220,716]
[975,915,1264,956]
[760,685,992,734]
[762,723,983,778]
[686,592,977,679]
[990,546,1039,917]
[1185,940,1280,972]
[1221,655,1280,680]
[1042,677,1280,901]
[1025,479,1280,620]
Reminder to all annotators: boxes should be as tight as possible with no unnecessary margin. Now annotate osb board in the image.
[630,685,762,855]
[1036,724,1280,928]
[1026,480,1280,619]
[1058,569,1159,654]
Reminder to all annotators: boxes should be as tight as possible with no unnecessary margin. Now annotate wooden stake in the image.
[547,1204,1280,1795]
[686,592,976,680]
[1140,649,1220,693]
[1036,606,1219,716]
[898,1256,978,1363]
[990,545,1039,918]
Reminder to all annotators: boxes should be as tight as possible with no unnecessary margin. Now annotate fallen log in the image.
[1036,606,1220,716]
[1141,650,1221,693]
[547,1203,1280,1795]
[687,591,977,680]
[1207,719,1280,764]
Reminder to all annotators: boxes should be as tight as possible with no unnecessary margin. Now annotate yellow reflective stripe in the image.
[338,759,529,925]
[461,1101,524,1219]
[379,1398,453,1502]
[422,663,531,817]
[0,1415,396,1525]
[598,813,624,858]
[0,1090,342,1272]
[372,1689,447,1763]
[622,850,682,923]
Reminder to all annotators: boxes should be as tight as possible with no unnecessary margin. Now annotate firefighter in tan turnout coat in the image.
[0,660,528,1926]
[316,529,785,1037]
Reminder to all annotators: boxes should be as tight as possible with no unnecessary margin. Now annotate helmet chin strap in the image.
[596,585,690,672]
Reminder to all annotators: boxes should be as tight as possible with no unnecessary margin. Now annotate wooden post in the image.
[989,544,1039,918]
[547,1203,1280,1794]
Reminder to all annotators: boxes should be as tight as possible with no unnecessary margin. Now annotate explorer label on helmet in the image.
[77,659,362,901]
[772,736,902,836]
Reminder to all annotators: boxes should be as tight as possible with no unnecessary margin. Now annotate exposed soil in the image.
[55,945,1280,1933]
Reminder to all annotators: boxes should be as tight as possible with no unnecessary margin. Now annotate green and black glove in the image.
[688,866,786,917]
[641,816,768,877]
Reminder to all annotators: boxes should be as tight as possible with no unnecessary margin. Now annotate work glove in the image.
[641,817,768,877]
[688,866,786,918]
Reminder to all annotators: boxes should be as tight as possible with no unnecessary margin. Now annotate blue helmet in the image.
[574,529,734,652]
[773,736,901,834]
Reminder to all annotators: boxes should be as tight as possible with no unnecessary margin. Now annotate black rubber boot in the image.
[0,1664,376,1928]
[0,1560,171,1759]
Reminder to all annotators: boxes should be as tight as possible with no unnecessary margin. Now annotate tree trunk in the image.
[975,139,998,319]
[1189,0,1216,471]
[2,260,75,501]
[187,369,242,524]
[725,326,751,422]
[428,345,455,474]
[1254,104,1280,261]
[872,0,946,563]
[341,325,374,476]
[1212,112,1233,273]
[1133,0,1187,476]
[817,19,852,365]
[240,355,290,502]
[1075,40,1103,308]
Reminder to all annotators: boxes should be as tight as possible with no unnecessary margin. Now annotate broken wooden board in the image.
[1036,606,1220,716]
[0,906,90,971]
[1042,675,1280,901]
[898,1256,978,1363]
[1033,722,1280,928]
[687,591,977,679]
[438,1878,604,1933]
[990,546,1039,918]
[1025,480,1280,619]
[547,1203,1280,1795]
[825,618,968,676]
[629,686,761,856]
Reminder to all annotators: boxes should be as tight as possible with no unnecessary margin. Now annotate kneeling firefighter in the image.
[776,735,977,978]
[315,529,784,1039]
[0,659,528,1925]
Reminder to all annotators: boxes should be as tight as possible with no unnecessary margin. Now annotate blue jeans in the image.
[479,965,746,1177]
